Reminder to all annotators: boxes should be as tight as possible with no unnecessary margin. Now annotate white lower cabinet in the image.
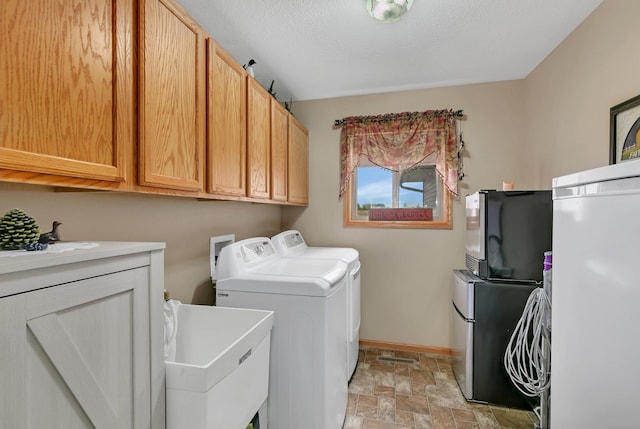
[0,242,166,429]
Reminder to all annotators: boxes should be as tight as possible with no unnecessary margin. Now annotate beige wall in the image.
[284,80,529,348]
[525,0,640,186]
[285,0,640,349]
[0,182,281,304]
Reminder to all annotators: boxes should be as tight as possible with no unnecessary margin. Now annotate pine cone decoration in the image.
[0,208,41,250]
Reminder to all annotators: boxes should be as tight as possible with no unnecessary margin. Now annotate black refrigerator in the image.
[451,270,538,409]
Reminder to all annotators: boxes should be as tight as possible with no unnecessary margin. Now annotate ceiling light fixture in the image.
[367,0,413,23]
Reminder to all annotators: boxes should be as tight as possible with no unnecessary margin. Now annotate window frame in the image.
[343,163,453,229]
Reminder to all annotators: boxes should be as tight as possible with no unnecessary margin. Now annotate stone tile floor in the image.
[343,347,538,429]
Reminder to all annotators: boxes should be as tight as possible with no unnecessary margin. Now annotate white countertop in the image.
[0,241,165,276]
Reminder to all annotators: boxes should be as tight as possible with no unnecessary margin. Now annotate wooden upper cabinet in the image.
[207,42,247,197]
[0,0,132,184]
[270,99,289,202]
[246,78,271,200]
[288,115,309,205]
[138,0,205,192]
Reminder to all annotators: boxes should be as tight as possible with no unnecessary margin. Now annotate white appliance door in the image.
[551,167,640,428]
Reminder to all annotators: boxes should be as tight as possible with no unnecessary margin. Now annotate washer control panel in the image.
[283,232,305,248]
[241,240,275,262]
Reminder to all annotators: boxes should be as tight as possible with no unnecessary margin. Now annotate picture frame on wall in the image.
[610,94,640,164]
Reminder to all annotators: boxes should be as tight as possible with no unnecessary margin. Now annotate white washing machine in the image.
[215,237,348,429]
[271,230,360,379]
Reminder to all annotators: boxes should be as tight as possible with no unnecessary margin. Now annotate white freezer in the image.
[551,161,640,428]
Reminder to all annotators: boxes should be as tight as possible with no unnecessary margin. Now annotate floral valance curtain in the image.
[337,110,462,198]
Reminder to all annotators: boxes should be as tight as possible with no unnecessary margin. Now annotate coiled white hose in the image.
[504,287,551,398]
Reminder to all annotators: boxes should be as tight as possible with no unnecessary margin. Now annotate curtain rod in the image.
[333,109,464,128]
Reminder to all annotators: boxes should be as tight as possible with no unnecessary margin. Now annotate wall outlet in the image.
[210,234,235,280]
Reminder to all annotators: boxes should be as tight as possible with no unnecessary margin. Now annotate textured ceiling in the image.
[177,0,603,102]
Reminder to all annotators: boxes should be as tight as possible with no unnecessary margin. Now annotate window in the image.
[344,155,452,228]
[337,110,461,229]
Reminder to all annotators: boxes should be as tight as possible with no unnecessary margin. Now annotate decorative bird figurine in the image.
[38,221,62,244]
[243,59,256,77]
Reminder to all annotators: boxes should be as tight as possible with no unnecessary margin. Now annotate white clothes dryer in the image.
[271,230,360,380]
[215,237,348,429]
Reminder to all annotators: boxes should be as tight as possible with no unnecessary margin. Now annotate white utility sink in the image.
[165,304,274,429]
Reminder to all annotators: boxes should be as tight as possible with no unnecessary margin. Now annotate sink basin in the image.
[165,304,274,429]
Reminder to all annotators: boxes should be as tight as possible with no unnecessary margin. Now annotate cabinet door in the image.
[271,99,289,202]
[207,42,247,196]
[139,0,205,192]
[0,0,132,183]
[0,267,151,428]
[247,79,271,199]
[288,116,309,205]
